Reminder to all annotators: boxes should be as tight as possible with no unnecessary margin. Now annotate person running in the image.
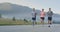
[47,8,53,27]
[40,9,45,24]
[32,8,37,26]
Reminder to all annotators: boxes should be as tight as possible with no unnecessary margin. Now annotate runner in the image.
[32,8,37,26]
[40,9,45,24]
[47,8,53,27]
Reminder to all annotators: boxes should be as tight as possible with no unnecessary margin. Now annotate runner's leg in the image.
[41,17,44,24]
[48,17,52,27]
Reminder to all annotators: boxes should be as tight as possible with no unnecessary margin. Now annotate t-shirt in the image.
[40,11,45,17]
[47,11,53,17]
[32,11,36,18]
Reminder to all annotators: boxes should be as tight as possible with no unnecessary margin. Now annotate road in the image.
[0,24,60,32]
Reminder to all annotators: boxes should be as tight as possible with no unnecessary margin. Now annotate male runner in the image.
[47,8,53,27]
[32,8,37,26]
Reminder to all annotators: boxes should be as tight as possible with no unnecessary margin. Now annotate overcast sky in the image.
[0,0,60,14]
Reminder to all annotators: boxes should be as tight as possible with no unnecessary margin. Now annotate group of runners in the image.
[32,8,53,27]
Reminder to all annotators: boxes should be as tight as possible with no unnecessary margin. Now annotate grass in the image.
[0,18,33,26]
[0,18,48,26]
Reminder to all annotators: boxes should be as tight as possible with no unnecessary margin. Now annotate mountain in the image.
[0,2,32,14]
[0,2,40,19]
[0,2,60,22]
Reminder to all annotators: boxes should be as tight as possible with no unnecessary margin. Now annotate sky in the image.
[0,0,60,14]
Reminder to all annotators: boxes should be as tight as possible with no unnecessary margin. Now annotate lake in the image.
[0,24,60,32]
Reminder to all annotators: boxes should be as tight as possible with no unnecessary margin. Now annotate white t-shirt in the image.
[32,11,36,18]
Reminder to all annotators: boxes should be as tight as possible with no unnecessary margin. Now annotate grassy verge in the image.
[0,18,32,26]
[0,18,48,26]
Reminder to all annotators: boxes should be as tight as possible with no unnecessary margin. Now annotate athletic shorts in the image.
[48,17,52,21]
[40,17,44,20]
[32,17,36,20]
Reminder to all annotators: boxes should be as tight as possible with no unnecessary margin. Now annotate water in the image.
[0,24,60,32]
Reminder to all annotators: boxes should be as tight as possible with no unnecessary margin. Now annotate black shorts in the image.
[40,17,44,20]
[48,17,52,21]
[32,17,36,20]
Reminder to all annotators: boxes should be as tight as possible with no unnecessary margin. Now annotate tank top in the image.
[40,11,45,17]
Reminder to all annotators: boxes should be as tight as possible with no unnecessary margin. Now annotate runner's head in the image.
[42,9,44,12]
[33,8,35,12]
[49,8,51,11]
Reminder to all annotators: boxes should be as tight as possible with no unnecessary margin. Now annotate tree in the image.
[0,14,2,18]
[24,19,28,22]
[12,16,16,21]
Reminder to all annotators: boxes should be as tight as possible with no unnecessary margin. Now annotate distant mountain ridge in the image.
[0,2,32,14]
[0,2,40,19]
